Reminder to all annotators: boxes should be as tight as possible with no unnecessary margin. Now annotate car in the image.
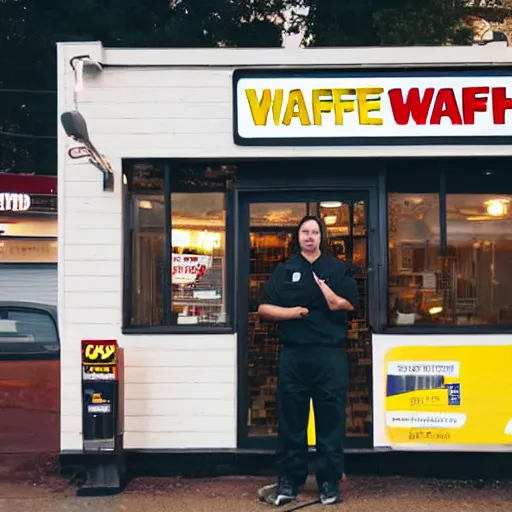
[0,301,60,455]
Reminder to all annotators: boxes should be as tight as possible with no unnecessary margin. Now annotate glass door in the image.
[239,193,373,449]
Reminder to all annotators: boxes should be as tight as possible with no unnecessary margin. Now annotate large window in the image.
[388,160,512,328]
[124,161,235,330]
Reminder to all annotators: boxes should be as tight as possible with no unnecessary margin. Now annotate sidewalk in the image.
[0,453,511,511]
[1,473,512,512]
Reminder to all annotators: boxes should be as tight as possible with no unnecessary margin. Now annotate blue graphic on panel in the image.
[386,375,445,397]
[446,383,461,406]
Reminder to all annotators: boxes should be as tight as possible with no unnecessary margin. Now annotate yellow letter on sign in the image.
[332,89,356,125]
[85,344,99,360]
[85,344,116,361]
[312,89,333,125]
[245,89,284,126]
[282,90,312,126]
[102,345,116,360]
[357,87,384,125]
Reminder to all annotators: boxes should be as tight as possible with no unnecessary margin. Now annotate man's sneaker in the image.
[258,477,297,506]
[258,483,278,505]
[319,480,341,505]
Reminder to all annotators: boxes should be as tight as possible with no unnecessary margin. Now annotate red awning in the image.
[0,173,57,195]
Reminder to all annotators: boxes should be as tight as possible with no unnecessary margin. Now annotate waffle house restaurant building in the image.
[58,42,512,456]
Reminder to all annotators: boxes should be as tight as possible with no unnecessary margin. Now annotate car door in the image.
[0,303,60,454]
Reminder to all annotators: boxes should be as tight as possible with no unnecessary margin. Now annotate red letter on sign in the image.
[492,87,512,124]
[462,87,489,124]
[388,88,434,125]
[430,89,463,125]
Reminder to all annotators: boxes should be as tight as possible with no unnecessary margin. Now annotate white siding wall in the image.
[57,43,241,451]
[59,41,439,452]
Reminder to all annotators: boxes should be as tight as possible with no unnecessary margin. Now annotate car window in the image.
[0,308,58,345]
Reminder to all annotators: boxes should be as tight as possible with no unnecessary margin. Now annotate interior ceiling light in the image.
[320,201,342,208]
[139,200,152,210]
[486,199,509,217]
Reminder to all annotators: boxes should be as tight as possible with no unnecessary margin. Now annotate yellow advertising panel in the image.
[373,335,512,450]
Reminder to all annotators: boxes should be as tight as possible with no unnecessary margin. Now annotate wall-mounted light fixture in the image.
[69,55,103,73]
[61,55,114,192]
[61,110,114,192]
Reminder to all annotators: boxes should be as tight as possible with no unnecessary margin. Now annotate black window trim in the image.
[122,157,512,335]
[385,161,512,333]
[122,159,235,335]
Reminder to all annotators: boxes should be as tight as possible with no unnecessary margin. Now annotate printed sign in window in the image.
[172,254,212,285]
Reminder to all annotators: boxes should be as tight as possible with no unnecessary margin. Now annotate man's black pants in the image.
[276,346,348,487]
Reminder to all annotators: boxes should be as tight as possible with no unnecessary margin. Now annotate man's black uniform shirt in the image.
[258,252,359,348]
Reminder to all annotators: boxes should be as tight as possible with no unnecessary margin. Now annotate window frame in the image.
[384,160,512,334]
[122,160,235,335]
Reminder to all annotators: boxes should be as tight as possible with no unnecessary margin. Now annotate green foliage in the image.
[287,0,474,47]
[0,0,285,174]
[2,0,509,174]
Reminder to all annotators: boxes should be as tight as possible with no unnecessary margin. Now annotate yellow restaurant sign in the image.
[234,73,512,143]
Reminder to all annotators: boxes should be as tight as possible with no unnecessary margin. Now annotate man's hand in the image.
[258,304,309,321]
[313,272,325,287]
[313,271,354,312]
[292,306,309,319]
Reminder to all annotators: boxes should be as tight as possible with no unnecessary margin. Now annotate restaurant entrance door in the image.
[237,191,378,450]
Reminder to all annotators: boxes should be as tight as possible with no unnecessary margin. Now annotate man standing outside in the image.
[257,215,359,506]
